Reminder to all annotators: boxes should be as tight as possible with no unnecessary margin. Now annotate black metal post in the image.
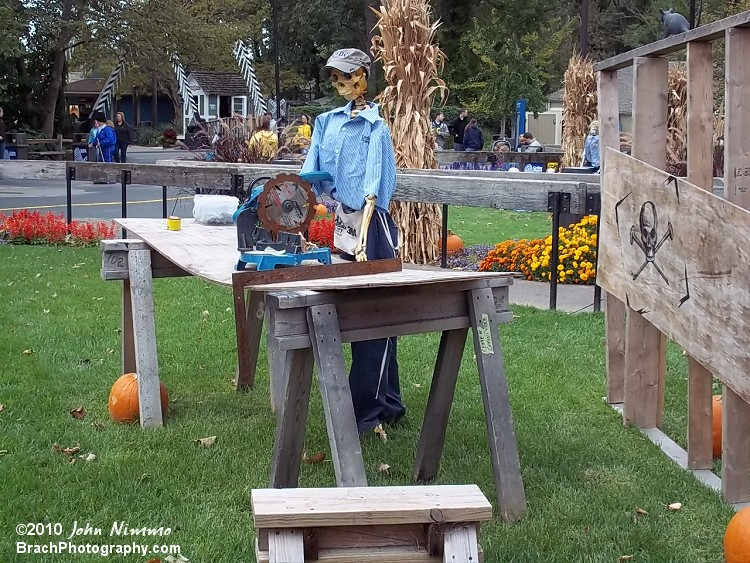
[272,0,281,125]
[587,192,603,312]
[689,0,696,28]
[162,186,168,218]
[580,0,589,56]
[121,170,130,238]
[441,203,449,268]
[548,192,562,311]
[65,166,75,229]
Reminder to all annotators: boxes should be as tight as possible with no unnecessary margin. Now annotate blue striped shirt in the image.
[300,101,396,212]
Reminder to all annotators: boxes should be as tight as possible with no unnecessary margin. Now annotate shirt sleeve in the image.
[300,114,331,198]
[362,122,396,210]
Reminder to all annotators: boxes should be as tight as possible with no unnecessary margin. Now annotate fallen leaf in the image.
[306,451,326,464]
[0,404,5,413]
[0,450,8,455]
[412,383,422,389]
[195,436,217,448]
[617,556,633,562]
[374,424,388,443]
[635,507,649,516]
[165,554,190,562]
[35,272,41,278]
[377,462,390,474]
[91,422,106,431]
[78,452,96,462]
[22,349,34,356]
[667,502,682,511]
[70,406,86,420]
[201,310,210,318]
[52,292,58,298]
[53,443,81,457]
[225,307,232,312]
[138,473,151,483]
[42,309,50,315]
[146,559,161,563]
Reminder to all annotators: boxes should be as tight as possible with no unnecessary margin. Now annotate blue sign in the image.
[514,99,526,150]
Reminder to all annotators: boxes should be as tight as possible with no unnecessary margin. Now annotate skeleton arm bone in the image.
[354,195,377,262]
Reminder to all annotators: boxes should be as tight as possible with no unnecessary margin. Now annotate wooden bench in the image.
[251,485,492,562]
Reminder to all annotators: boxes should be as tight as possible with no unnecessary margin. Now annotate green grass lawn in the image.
[447,207,551,247]
[0,245,736,563]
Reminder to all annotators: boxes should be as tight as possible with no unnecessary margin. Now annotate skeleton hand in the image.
[354,195,377,262]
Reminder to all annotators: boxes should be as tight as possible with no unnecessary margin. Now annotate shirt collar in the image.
[333,101,381,124]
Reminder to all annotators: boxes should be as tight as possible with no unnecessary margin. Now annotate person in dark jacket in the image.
[463,118,484,151]
[92,111,117,162]
[449,108,468,151]
[113,112,133,163]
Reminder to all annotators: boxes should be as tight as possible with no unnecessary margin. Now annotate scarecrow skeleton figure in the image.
[300,48,405,434]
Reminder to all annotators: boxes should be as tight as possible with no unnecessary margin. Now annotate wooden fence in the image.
[595,9,750,506]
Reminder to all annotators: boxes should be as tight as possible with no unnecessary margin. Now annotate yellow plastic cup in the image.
[167,216,182,231]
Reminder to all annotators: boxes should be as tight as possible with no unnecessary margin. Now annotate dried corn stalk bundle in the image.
[562,52,597,168]
[667,63,687,174]
[371,0,447,264]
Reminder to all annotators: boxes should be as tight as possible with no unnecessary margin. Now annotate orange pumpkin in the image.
[725,506,750,563]
[437,231,464,255]
[315,203,328,217]
[108,373,169,423]
[713,394,722,458]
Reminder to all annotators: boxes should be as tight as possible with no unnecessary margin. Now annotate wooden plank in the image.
[721,388,750,503]
[121,279,136,374]
[306,304,367,487]
[720,28,750,502]
[251,485,493,528]
[266,304,288,415]
[598,150,750,403]
[595,10,750,71]
[268,529,305,563]
[598,68,626,405]
[259,523,429,552]
[725,28,750,210]
[257,544,441,563]
[234,257,403,289]
[414,328,469,482]
[233,288,264,390]
[127,249,163,428]
[686,41,715,469]
[269,347,315,488]
[467,288,526,521]
[623,56,668,429]
[442,524,479,563]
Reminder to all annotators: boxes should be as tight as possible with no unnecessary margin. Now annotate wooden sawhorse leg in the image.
[307,303,367,487]
[233,284,265,390]
[269,302,367,488]
[414,327,469,482]
[468,288,526,521]
[127,249,163,428]
[268,528,305,563]
[121,278,136,374]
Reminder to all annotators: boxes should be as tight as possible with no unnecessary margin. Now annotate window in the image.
[232,97,246,116]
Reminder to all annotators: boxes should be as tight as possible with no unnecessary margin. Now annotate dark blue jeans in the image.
[0,140,5,159]
[341,210,405,433]
[453,143,465,151]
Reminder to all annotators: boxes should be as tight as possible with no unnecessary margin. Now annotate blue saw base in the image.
[236,248,332,271]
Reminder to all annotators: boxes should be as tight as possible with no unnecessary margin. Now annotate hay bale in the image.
[562,52,597,168]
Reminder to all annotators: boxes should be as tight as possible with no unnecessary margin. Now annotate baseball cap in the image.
[322,48,371,78]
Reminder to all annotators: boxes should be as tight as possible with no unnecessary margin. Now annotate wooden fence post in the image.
[597,69,625,405]
[722,26,750,504]
[623,56,668,429]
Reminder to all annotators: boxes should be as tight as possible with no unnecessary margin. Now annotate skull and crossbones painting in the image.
[629,201,674,284]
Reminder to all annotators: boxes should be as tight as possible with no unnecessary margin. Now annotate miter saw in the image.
[233,172,333,271]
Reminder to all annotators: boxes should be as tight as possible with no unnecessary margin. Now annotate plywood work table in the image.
[100,218,526,521]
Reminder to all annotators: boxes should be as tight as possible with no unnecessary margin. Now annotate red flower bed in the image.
[307,217,334,248]
[0,210,117,245]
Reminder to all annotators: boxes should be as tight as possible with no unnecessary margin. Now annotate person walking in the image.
[432,112,449,150]
[0,107,6,160]
[463,118,484,151]
[113,112,133,163]
[449,108,468,151]
[92,111,117,162]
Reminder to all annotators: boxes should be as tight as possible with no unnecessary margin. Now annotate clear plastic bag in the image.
[193,194,239,225]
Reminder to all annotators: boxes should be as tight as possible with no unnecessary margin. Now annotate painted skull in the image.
[639,201,658,259]
[330,68,367,100]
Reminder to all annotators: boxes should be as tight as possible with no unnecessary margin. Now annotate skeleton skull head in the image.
[330,68,368,100]
[639,201,658,259]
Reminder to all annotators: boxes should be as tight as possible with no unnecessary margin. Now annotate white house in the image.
[184,71,258,131]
